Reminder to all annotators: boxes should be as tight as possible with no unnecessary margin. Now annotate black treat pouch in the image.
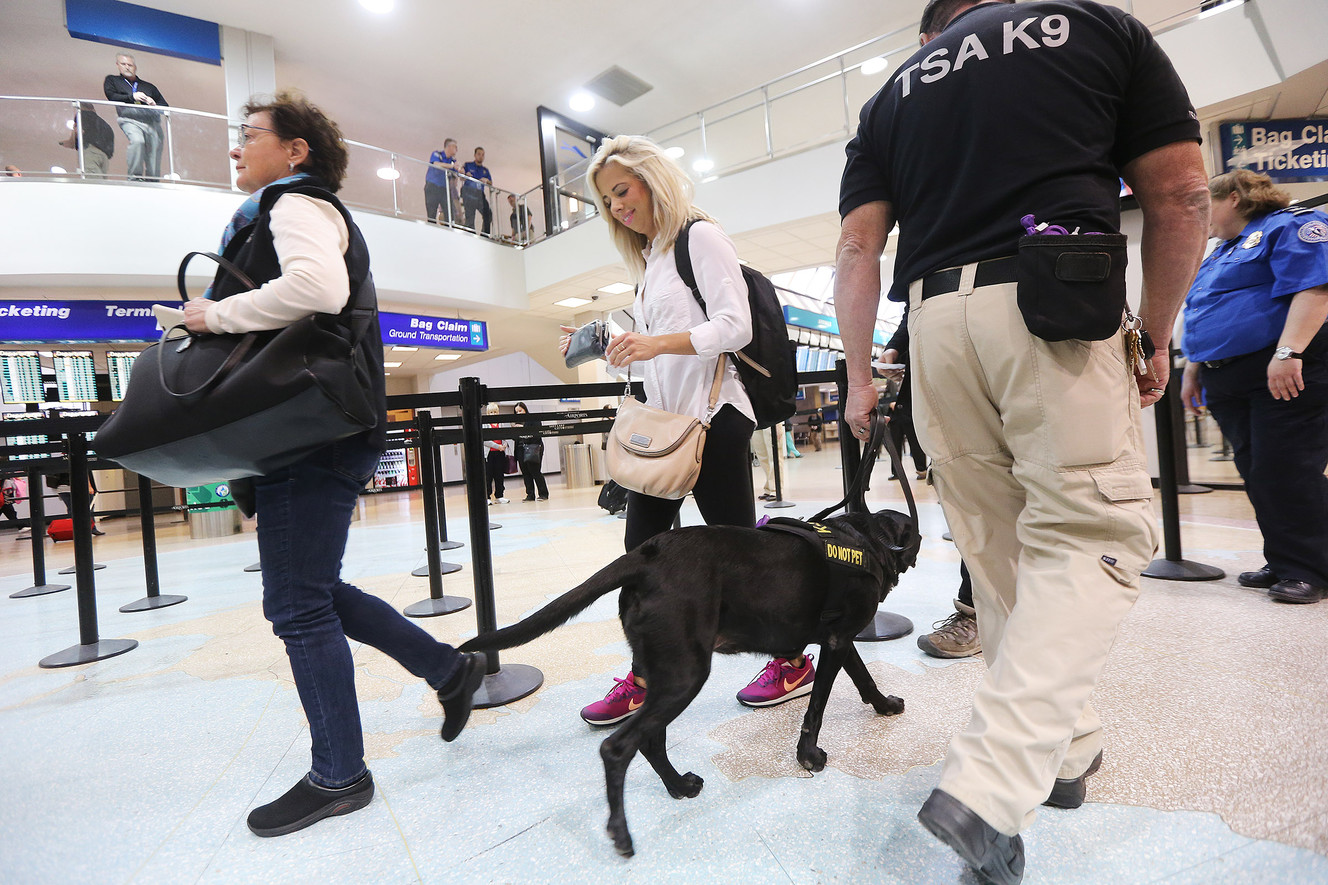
[1016,233,1128,342]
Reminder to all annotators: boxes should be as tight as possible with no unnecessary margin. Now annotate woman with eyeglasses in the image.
[181,91,486,838]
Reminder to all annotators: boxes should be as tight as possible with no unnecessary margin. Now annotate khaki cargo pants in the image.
[908,269,1158,836]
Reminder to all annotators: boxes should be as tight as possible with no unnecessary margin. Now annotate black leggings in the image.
[624,404,755,552]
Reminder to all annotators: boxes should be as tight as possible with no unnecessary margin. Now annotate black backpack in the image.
[597,480,629,515]
[675,220,797,429]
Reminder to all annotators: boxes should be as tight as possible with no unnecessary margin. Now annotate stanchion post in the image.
[834,360,913,641]
[434,441,464,551]
[411,417,463,577]
[404,415,470,617]
[120,473,187,612]
[10,466,70,599]
[39,433,136,667]
[460,377,542,706]
[1141,367,1225,582]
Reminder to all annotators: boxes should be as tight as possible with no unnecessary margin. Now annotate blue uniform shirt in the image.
[1182,207,1328,363]
[462,161,491,195]
[426,150,457,187]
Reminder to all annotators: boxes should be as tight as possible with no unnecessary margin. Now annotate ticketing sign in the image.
[1220,119,1328,183]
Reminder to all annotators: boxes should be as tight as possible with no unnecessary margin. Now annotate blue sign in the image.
[66,0,221,65]
[782,305,887,346]
[379,312,488,351]
[1220,119,1328,183]
[0,301,162,343]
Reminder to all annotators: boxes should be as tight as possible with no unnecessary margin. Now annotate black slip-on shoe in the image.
[1044,750,1103,809]
[918,789,1024,885]
[437,652,487,742]
[1268,579,1328,604]
[1238,566,1278,589]
[247,772,374,837]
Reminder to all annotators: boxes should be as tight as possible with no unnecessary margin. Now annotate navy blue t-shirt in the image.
[839,0,1199,302]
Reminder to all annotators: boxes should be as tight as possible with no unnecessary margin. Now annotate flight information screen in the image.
[107,351,138,402]
[52,351,97,404]
[0,352,44,404]
[3,411,47,461]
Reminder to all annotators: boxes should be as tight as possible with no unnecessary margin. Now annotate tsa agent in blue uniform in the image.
[1180,169,1328,604]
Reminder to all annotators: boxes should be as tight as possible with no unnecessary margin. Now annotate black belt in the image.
[1201,356,1242,369]
[920,256,1018,300]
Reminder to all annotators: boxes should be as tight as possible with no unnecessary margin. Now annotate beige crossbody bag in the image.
[605,356,725,500]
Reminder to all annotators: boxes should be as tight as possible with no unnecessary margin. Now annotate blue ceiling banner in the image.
[1220,119,1328,183]
[379,313,488,350]
[782,305,887,346]
[0,301,162,342]
[65,0,221,65]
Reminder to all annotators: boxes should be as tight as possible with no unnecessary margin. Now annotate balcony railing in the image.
[0,96,546,247]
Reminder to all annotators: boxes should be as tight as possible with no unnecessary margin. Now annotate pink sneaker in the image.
[736,655,815,707]
[580,671,646,726]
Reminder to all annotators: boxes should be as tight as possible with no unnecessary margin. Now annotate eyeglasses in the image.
[235,124,278,147]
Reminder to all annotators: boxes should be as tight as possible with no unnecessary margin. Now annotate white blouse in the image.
[633,221,754,424]
[204,193,351,334]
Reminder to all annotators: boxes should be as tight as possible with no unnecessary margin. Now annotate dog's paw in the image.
[607,824,635,857]
[798,747,828,772]
[667,772,704,799]
[872,694,905,716]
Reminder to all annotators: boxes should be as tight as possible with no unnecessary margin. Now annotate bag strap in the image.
[177,250,257,301]
[674,219,705,311]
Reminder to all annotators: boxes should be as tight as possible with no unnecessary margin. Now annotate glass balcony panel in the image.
[337,142,398,217]
[159,109,231,187]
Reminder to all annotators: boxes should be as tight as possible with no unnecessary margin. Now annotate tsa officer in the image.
[1180,168,1328,604]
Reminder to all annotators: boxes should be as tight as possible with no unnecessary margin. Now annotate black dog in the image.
[459,509,920,856]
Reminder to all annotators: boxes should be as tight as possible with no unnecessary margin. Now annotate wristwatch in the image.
[1273,346,1303,361]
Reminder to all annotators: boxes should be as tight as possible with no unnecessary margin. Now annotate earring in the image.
[288,163,295,173]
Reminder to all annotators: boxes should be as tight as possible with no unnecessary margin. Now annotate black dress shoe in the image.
[1238,566,1278,589]
[247,772,374,837]
[437,652,487,741]
[1043,750,1103,809]
[918,789,1024,885]
[1268,579,1328,604]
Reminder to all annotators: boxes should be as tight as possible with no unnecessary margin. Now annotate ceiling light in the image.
[383,361,402,368]
[391,346,417,352]
[435,353,461,361]
[665,146,685,159]
[376,167,400,181]
[569,91,596,113]
[860,56,889,76]
[555,297,592,308]
[597,282,634,295]
[65,120,75,130]
[50,166,67,174]
[692,158,714,173]
[359,0,394,12]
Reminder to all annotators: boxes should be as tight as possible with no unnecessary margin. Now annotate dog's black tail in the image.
[458,550,643,653]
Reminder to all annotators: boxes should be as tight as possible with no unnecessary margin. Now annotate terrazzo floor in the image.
[1,445,1325,884]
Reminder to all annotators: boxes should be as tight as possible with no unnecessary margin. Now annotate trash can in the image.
[185,482,242,539]
[562,442,593,489]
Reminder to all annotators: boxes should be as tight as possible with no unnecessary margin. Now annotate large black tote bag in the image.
[94,251,379,487]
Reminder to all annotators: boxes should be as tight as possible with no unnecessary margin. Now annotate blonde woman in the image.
[569,135,814,725]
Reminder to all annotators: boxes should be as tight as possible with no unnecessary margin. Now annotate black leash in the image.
[810,407,919,530]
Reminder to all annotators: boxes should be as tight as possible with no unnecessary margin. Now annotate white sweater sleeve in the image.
[204,193,352,334]
[683,221,753,357]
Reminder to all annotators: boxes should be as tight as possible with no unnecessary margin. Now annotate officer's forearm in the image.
[1279,286,1328,352]
[834,202,893,387]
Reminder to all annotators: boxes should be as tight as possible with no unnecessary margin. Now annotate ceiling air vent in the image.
[585,66,654,107]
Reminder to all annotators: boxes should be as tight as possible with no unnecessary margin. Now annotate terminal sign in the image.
[1220,119,1328,183]
[378,312,488,351]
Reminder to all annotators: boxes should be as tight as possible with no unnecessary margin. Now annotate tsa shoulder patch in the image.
[1299,219,1328,244]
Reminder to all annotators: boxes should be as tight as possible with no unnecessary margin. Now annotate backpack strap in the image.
[674,218,706,313]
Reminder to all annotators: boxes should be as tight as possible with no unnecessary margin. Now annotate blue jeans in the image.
[254,433,462,787]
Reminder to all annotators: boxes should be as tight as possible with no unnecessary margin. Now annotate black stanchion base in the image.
[855,611,915,642]
[437,540,465,551]
[764,500,797,509]
[58,563,106,575]
[1142,559,1226,582]
[244,561,263,573]
[411,562,463,577]
[120,594,188,613]
[39,638,138,669]
[1178,484,1213,495]
[10,583,71,599]
[472,662,544,708]
[403,595,472,618]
